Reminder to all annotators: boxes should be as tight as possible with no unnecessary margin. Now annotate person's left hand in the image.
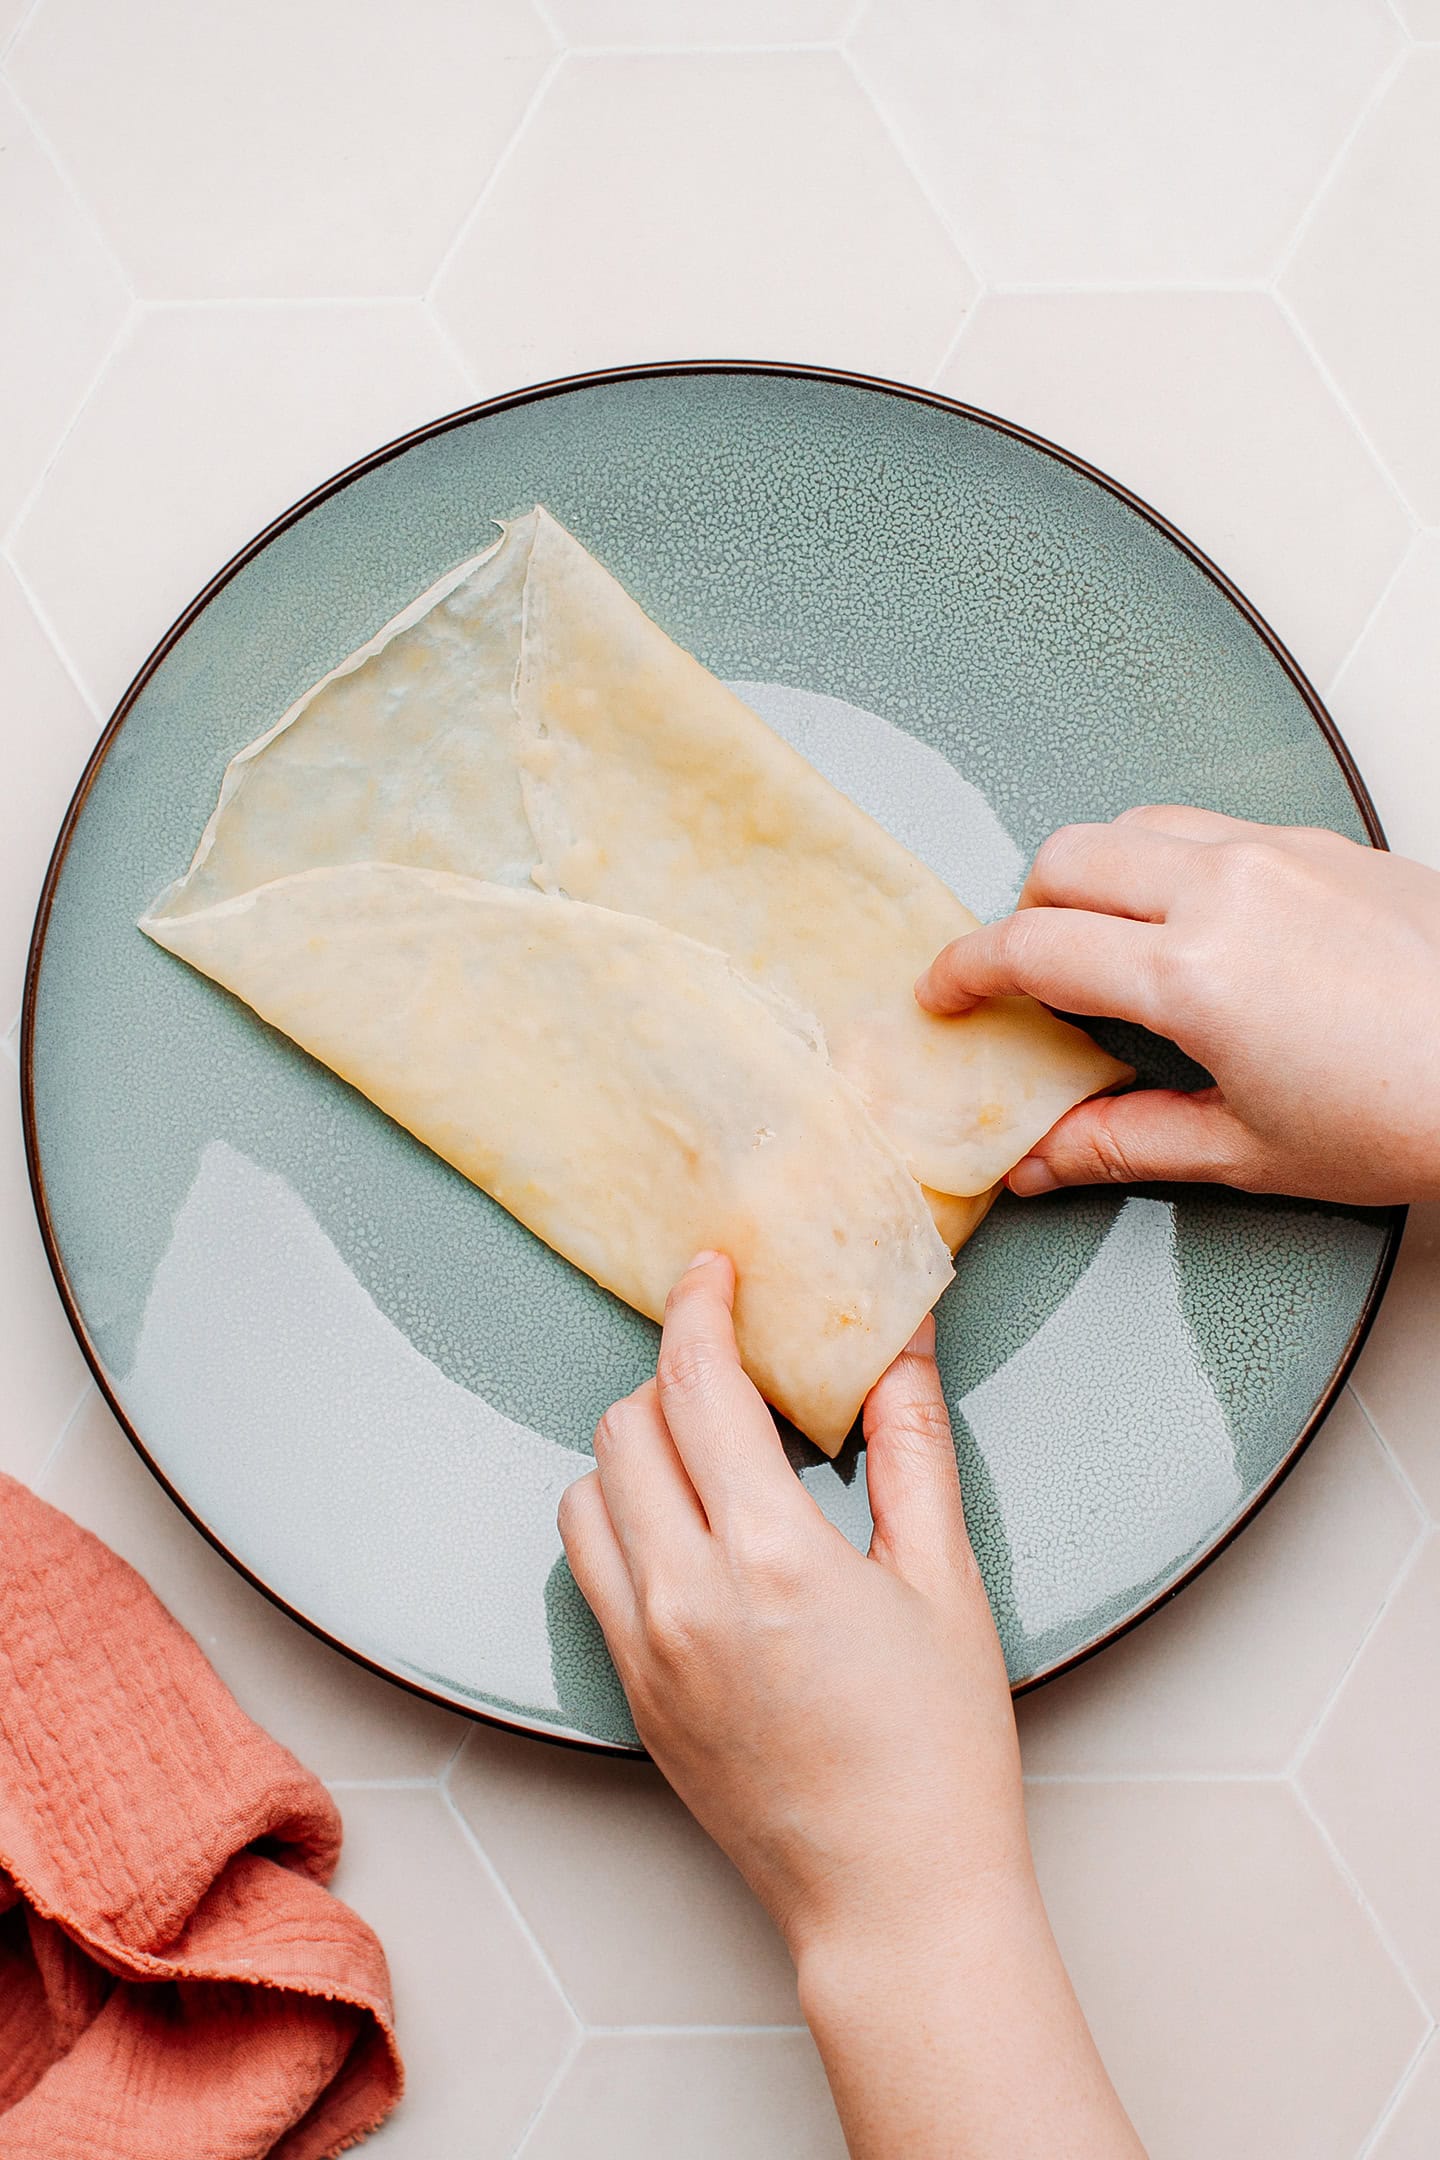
[557,1252,1027,1961]
[558,1254,1144,2160]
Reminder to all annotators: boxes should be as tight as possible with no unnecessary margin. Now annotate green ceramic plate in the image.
[24,364,1399,1752]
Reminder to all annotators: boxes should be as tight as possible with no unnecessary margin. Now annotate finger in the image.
[656,1252,812,1536]
[915,909,1166,1027]
[1117,804,1358,865]
[1018,822,1199,921]
[1114,803,1248,842]
[1006,1085,1256,1193]
[558,1470,639,1641]
[863,1317,972,1586]
[591,1379,708,1582]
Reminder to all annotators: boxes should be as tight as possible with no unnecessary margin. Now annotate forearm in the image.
[795,1868,1145,2160]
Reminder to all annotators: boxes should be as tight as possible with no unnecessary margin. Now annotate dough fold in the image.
[143,507,1130,1447]
[149,508,1129,1200]
[146,865,954,1454]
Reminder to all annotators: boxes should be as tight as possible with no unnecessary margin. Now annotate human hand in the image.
[559,1253,1142,2159]
[917,806,1440,1206]
[559,1253,1025,1954]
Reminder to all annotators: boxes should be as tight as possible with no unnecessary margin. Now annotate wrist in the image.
[792,1855,1144,2160]
[792,1850,1048,2029]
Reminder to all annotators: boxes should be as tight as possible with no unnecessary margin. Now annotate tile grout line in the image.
[1263,42,1428,534]
[1022,1769,1286,1787]
[2,543,104,720]
[438,1768,583,2026]
[1359,2023,1435,2157]
[1284,1526,1430,1784]
[438,1724,472,1778]
[1,300,139,569]
[327,1776,446,1792]
[0,0,44,66]
[510,2022,818,2155]
[1288,1523,1424,2039]
[582,2023,809,2038]
[2,66,138,305]
[1269,47,1410,292]
[30,1379,97,1496]
[425,50,569,307]
[1322,534,1421,700]
[526,0,564,48]
[1271,286,1424,532]
[421,296,486,403]
[839,0,871,41]
[138,293,426,312]
[838,44,984,290]
[509,2026,585,2160]
[559,40,849,55]
[987,276,1271,296]
[1346,1381,1435,1527]
[926,300,979,390]
[1290,1778,1435,2034]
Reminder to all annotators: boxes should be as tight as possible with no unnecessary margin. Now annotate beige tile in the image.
[545,0,850,40]
[939,290,1410,686]
[0,1053,88,1484]
[851,0,1399,283]
[1396,0,1440,34]
[0,80,129,528]
[0,0,32,51]
[328,1787,575,2159]
[451,1722,800,2025]
[38,1390,468,1782]
[1284,55,1440,520]
[432,52,974,393]
[1351,1205,1440,1518]
[522,2033,843,2160]
[10,302,473,713]
[1028,1780,1424,2160]
[1301,1534,1440,2009]
[1373,2039,1440,2160]
[8,0,552,298]
[1329,536,1440,866]
[1018,1391,1420,1776]
[0,561,98,1020]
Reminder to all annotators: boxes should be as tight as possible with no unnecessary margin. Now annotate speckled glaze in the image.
[24,366,1397,1751]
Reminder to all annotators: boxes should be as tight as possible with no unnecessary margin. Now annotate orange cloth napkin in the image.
[0,1472,402,2158]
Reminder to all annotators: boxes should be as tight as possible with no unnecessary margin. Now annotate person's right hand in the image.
[916,806,1440,1207]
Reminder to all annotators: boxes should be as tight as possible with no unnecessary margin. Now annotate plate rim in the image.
[20,355,1408,1756]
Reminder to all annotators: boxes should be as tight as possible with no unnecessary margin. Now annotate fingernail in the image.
[685,1249,722,1271]
[905,1315,937,1357]
[1007,1157,1060,1198]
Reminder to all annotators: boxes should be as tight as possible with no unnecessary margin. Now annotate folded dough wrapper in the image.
[147,865,954,1454]
[142,507,1127,1447]
[148,507,1130,1199]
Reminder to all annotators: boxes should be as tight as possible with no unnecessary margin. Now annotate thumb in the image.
[863,1317,973,1584]
[1008,1086,1253,1194]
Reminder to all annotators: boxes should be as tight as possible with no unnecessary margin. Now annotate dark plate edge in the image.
[19,355,1408,1755]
